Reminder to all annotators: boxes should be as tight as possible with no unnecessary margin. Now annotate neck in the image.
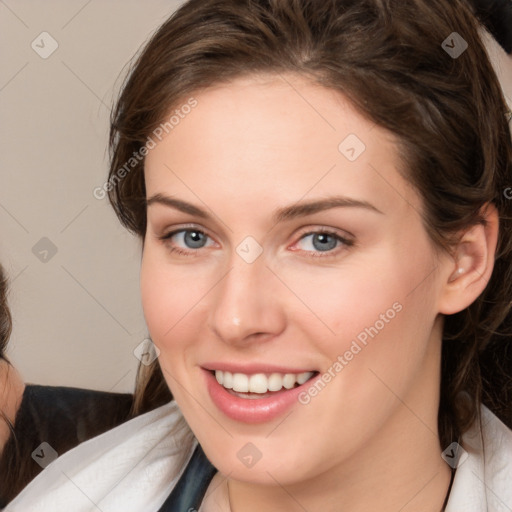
[0,359,25,452]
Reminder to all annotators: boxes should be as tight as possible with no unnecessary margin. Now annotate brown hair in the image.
[0,264,14,437]
[0,265,11,361]
[0,264,15,435]
[108,0,512,445]
[0,266,18,506]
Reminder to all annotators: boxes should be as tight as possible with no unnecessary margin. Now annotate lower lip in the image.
[203,369,317,424]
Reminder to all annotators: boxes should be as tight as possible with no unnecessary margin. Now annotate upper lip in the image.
[202,363,317,374]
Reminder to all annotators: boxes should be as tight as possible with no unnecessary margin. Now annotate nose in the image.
[208,254,286,346]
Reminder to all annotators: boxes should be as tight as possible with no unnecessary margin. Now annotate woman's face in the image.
[141,74,451,484]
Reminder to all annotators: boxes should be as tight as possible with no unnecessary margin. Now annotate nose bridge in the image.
[208,249,285,344]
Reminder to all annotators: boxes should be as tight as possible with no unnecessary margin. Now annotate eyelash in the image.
[158,226,354,259]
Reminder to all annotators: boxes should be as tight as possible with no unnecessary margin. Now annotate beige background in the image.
[0,1,511,393]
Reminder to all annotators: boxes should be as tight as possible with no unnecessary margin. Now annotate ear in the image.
[437,202,499,315]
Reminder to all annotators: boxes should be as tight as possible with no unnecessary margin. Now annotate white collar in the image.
[445,404,512,511]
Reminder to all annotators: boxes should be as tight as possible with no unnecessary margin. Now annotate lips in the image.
[202,366,319,423]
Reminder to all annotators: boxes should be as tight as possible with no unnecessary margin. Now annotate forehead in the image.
[144,73,422,220]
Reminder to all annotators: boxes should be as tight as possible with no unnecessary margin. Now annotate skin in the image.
[141,73,498,512]
[0,359,25,453]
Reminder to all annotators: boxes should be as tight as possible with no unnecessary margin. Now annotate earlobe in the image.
[438,202,499,315]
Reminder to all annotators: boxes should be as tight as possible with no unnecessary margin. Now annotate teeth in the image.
[223,371,233,389]
[214,370,314,394]
[296,372,311,385]
[232,373,249,392]
[282,374,296,389]
[268,373,283,392]
[249,374,268,393]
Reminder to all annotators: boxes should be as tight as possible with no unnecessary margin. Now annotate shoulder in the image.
[21,384,133,412]
[445,404,512,511]
[16,384,133,441]
[5,400,197,512]
[480,404,512,510]
[0,360,24,447]
[0,385,134,505]
[480,404,512,465]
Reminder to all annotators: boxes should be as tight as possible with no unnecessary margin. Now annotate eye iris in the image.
[185,231,206,249]
[312,233,337,252]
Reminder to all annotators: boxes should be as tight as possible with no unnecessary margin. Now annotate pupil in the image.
[185,231,205,248]
[313,233,336,252]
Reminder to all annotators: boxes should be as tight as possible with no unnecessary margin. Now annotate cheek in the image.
[140,250,205,408]
[140,246,217,375]
[283,240,439,364]
[140,249,196,349]
[277,257,404,336]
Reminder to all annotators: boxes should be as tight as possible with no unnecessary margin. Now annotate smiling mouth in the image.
[209,369,319,398]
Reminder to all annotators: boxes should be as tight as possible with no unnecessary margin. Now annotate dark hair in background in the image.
[469,0,512,53]
[108,0,512,445]
[0,264,15,442]
[0,265,11,361]
[0,264,16,487]
[0,264,18,507]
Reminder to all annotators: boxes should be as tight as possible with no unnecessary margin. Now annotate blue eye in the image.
[294,230,353,257]
[160,229,213,256]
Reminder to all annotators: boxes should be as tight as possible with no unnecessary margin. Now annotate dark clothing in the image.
[157,444,217,512]
[0,385,133,507]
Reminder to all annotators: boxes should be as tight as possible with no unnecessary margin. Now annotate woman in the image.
[5,0,512,510]
[0,264,137,506]
[0,267,24,455]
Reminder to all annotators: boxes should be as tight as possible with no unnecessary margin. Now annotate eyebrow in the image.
[146,193,383,223]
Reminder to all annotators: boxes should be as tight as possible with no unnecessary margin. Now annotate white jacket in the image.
[4,402,511,512]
